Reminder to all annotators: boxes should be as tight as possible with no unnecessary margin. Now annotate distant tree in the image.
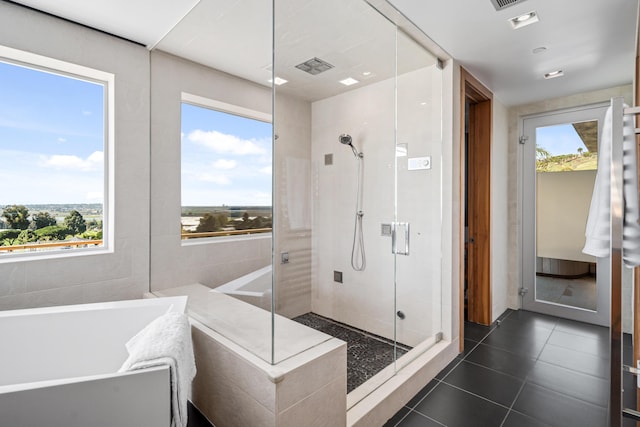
[234,215,271,231]
[80,229,102,240]
[577,147,584,156]
[196,213,219,233]
[86,218,101,230]
[535,145,551,161]
[64,210,86,234]
[32,211,57,229]
[0,229,21,245]
[2,205,30,230]
[35,225,70,241]
[217,214,228,229]
[15,229,37,244]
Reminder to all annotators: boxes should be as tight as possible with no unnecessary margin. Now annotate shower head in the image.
[339,133,362,159]
[339,134,353,146]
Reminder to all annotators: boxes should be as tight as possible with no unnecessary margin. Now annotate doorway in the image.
[521,103,610,325]
[461,68,492,328]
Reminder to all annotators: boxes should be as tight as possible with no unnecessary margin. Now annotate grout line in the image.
[424,382,514,411]
[522,380,609,410]
[498,375,529,427]
[458,358,529,382]
[405,379,442,410]
[390,407,447,427]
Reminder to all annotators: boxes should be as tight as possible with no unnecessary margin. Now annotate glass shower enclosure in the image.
[272,0,444,403]
[150,0,446,407]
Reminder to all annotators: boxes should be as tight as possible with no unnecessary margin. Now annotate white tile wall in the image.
[311,66,444,346]
[0,2,150,309]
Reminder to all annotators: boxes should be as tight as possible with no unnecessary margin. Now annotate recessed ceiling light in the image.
[362,71,371,76]
[532,46,547,54]
[509,11,539,29]
[268,77,288,85]
[339,77,359,86]
[544,70,564,79]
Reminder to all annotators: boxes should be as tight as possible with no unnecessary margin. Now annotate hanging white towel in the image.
[583,104,640,266]
[119,311,196,427]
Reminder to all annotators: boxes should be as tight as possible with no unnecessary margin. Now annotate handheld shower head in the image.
[339,134,353,146]
[338,133,362,159]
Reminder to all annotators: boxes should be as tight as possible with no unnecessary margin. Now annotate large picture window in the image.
[181,94,272,241]
[0,46,112,257]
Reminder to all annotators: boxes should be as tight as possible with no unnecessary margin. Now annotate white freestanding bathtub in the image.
[0,296,187,427]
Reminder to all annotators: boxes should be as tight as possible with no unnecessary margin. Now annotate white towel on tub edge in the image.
[119,311,196,427]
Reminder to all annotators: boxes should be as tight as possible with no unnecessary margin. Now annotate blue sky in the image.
[0,60,104,205]
[536,123,590,157]
[181,103,273,206]
[0,59,273,207]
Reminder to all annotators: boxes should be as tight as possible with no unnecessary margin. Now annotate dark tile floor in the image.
[293,312,411,392]
[189,309,634,427]
[384,309,632,427]
[187,402,214,427]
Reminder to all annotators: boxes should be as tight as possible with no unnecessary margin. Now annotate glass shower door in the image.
[272,0,398,398]
[393,28,444,370]
[272,0,444,403]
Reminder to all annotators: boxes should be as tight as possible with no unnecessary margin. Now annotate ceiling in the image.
[391,0,638,106]
[9,0,639,106]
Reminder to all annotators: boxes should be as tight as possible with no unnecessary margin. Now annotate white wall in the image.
[0,2,151,309]
[536,170,597,263]
[311,66,445,346]
[149,51,273,291]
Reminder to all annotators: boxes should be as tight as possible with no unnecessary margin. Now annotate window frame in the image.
[180,92,273,246]
[0,44,115,262]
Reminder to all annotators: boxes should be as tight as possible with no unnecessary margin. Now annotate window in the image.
[181,94,272,241]
[0,46,113,257]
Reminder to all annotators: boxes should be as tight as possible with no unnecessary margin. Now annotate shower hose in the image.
[351,155,366,271]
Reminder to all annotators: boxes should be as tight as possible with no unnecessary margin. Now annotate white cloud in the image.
[213,159,237,170]
[82,110,92,116]
[40,150,103,172]
[259,165,272,175]
[188,129,266,156]
[85,191,103,202]
[57,137,67,143]
[197,173,231,185]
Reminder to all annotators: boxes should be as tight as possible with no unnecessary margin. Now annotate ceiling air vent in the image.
[295,57,334,75]
[490,0,527,11]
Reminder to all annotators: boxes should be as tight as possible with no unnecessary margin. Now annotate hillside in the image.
[536,153,597,172]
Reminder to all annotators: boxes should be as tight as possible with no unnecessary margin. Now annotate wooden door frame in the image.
[459,68,493,350]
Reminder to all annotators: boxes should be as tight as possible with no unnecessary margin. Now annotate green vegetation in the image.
[181,206,273,236]
[2,204,30,230]
[0,204,102,249]
[195,213,229,232]
[536,150,597,172]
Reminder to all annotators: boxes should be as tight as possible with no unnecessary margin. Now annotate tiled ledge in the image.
[149,284,348,427]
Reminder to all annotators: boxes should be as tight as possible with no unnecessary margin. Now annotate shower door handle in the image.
[392,222,410,256]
